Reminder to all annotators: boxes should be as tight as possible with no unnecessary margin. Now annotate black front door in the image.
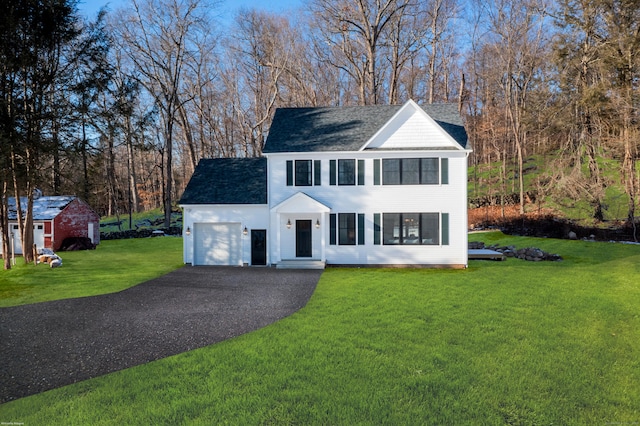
[251,229,267,265]
[296,220,312,258]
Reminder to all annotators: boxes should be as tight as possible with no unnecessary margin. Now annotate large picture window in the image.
[382,213,443,245]
[381,158,444,185]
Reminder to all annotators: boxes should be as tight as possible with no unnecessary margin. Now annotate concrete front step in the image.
[276,259,326,270]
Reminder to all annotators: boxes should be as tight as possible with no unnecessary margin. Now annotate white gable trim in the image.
[360,99,466,151]
[271,192,331,214]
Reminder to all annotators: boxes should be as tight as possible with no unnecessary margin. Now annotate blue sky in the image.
[78,0,304,20]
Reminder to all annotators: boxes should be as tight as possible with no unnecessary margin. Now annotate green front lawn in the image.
[0,237,183,307]
[1,233,639,423]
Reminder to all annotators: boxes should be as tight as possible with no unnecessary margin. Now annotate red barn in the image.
[2,195,100,255]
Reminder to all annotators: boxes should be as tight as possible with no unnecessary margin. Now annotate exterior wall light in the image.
[286,219,292,229]
[243,226,248,235]
[316,219,320,228]
[185,226,191,236]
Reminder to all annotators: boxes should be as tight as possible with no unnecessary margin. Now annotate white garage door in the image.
[194,223,241,266]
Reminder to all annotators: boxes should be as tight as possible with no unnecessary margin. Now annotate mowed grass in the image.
[0,237,183,307]
[1,233,639,423]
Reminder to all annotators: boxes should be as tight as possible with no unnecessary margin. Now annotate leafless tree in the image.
[552,0,610,220]
[599,0,640,229]
[310,0,414,105]
[113,0,218,228]
[482,0,549,214]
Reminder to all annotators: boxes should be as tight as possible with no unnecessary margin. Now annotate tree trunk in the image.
[178,102,198,173]
[125,115,140,213]
[163,112,173,229]
[1,181,11,270]
[52,119,61,195]
[81,113,90,202]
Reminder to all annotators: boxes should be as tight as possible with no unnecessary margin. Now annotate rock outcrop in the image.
[469,241,562,261]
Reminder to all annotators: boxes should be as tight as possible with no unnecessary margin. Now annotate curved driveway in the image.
[0,266,321,403]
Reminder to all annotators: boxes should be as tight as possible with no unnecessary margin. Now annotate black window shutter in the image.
[286,161,293,186]
[329,214,337,245]
[357,160,365,185]
[314,160,321,185]
[358,213,365,245]
[373,213,381,245]
[441,158,449,185]
[330,160,336,185]
[441,213,449,245]
[373,159,380,185]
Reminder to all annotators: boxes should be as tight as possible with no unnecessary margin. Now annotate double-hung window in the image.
[330,213,366,245]
[338,160,355,185]
[330,159,365,185]
[338,213,355,245]
[287,160,321,186]
[295,160,312,186]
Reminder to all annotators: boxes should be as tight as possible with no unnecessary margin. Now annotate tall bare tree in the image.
[553,0,610,220]
[425,0,458,104]
[114,0,217,228]
[310,0,413,105]
[482,0,548,214]
[600,0,640,227]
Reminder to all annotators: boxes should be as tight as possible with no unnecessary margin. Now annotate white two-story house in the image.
[179,99,472,268]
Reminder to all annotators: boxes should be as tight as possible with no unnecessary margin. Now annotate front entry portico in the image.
[271,192,331,268]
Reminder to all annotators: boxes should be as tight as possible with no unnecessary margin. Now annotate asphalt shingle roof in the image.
[179,158,267,205]
[8,196,76,220]
[263,103,469,153]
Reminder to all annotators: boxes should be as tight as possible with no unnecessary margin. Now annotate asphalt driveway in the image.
[0,266,321,403]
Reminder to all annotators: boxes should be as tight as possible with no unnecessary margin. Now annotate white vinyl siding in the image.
[181,204,269,266]
[262,148,468,266]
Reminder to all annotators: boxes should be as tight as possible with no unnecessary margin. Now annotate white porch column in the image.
[320,213,326,262]
[273,212,281,265]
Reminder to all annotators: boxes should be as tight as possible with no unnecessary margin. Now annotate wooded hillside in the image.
[2,0,639,266]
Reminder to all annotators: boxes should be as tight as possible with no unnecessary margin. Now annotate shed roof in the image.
[179,158,268,205]
[8,196,77,221]
[263,103,468,153]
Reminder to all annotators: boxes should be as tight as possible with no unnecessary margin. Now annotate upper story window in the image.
[339,159,355,185]
[295,160,312,186]
[287,160,321,186]
[330,159,365,186]
[377,158,448,185]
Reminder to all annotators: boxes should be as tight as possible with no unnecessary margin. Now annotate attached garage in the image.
[179,158,269,266]
[193,222,242,266]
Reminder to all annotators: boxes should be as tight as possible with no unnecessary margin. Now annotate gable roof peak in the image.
[263,100,468,153]
[361,100,468,151]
